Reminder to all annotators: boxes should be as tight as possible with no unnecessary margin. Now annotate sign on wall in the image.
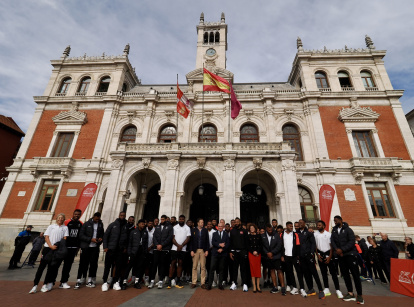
[344,188,356,201]
[66,189,78,197]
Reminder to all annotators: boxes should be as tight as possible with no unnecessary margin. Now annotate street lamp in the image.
[256,169,262,196]
[199,169,204,195]
[141,169,148,194]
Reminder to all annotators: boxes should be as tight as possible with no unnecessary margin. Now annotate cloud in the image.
[1,0,414,132]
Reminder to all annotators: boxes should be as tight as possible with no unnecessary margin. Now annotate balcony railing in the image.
[341,86,355,91]
[55,93,66,96]
[365,87,379,91]
[95,92,107,96]
[75,92,86,96]
[319,88,331,92]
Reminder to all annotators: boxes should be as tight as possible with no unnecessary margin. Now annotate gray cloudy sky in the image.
[1,0,414,132]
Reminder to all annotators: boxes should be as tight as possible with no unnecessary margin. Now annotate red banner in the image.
[319,185,335,229]
[390,258,414,297]
[75,183,98,214]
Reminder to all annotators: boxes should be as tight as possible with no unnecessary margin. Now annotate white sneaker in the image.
[230,282,237,290]
[212,281,217,287]
[29,286,37,294]
[40,285,49,293]
[46,283,53,291]
[286,285,291,292]
[148,281,155,289]
[290,288,299,295]
[102,282,109,292]
[300,289,307,297]
[60,282,71,289]
[336,290,344,299]
[113,282,121,291]
[277,286,281,291]
[243,284,248,292]
[171,279,176,287]
[323,288,331,296]
[158,281,163,289]
[144,277,149,287]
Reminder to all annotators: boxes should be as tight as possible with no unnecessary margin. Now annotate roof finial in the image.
[365,35,375,49]
[123,43,130,56]
[200,12,204,24]
[297,37,303,51]
[63,45,71,57]
[221,12,225,23]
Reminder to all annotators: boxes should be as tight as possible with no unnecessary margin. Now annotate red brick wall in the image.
[336,185,371,226]
[319,106,410,160]
[1,182,36,218]
[53,182,86,219]
[319,106,353,160]
[25,110,104,159]
[395,185,414,227]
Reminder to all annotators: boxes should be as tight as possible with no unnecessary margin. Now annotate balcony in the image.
[365,87,379,91]
[55,93,66,97]
[95,92,107,96]
[75,92,86,96]
[341,86,355,91]
[29,157,75,178]
[319,88,331,92]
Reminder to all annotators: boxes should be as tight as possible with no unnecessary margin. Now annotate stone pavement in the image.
[0,250,412,307]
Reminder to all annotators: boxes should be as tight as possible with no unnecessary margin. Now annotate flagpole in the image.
[176,74,179,143]
[202,63,204,142]
[228,91,231,143]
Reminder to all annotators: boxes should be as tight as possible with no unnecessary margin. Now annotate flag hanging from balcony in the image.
[177,83,193,118]
[230,81,242,119]
[203,68,231,93]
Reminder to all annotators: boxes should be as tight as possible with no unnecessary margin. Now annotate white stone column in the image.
[158,155,180,217]
[305,100,330,159]
[221,154,237,220]
[280,155,302,225]
[390,99,414,159]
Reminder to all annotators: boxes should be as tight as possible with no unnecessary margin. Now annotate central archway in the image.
[189,183,219,223]
[240,184,269,229]
[143,183,161,221]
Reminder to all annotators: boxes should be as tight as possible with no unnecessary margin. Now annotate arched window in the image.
[215,32,220,43]
[209,32,214,43]
[97,76,111,93]
[58,77,71,94]
[120,126,137,143]
[158,125,177,143]
[282,124,303,161]
[315,71,329,89]
[199,124,217,142]
[360,71,376,88]
[338,71,352,88]
[298,187,318,223]
[122,83,128,92]
[240,124,259,142]
[204,32,208,43]
[77,77,91,94]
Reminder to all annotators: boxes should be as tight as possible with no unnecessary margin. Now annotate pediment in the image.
[52,110,87,125]
[186,67,234,82]
[338,105,379,122]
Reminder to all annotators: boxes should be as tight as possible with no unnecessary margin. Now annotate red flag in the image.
[75,183,98,214]
[319,185,335,229]
[230,81,242,119]
[177,83,191,118]
[203,68,231,93]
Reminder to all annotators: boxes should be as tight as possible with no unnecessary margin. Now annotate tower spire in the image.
[221,12,225,23]
[200,12,204,24]
[297,37,303,52]
[365,35,375,49]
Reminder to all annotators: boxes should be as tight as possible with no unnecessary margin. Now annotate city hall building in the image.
[1,13,413,250]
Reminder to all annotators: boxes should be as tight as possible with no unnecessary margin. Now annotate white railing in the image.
[95,92,107,96]
[341,87,355,91]
[319,88,332,92]
[55,93,66,96]
[122,92,145,97]
[365,87,379,91]
[75,92,86,96]
[275,89,301,93]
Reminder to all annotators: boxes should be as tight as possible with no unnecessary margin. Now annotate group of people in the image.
[10,209,413,305]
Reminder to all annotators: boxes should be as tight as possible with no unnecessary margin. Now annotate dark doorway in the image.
[190,183,219,223]
[240,184,269,229]
[143,183,161,221]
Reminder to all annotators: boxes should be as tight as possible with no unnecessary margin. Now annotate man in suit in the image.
[190,218,209,289]
[207,222,229,290]
[262,224,285,295]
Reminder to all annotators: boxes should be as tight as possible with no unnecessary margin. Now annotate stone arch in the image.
[191,117,224,134]
[233,116,266,134]
[237,164,282,195]
[113,118,144,135]
[275,117,307,133]
[152,119,177,137]
[121,162,165,192]
[178,164,222,193]
[77,73,94,82]
[298,179,319,205]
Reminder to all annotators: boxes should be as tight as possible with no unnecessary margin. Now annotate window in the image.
[204,32,208,43]
[215,32,220,43]
[209,32,214,43]
[51,133,74,157]
[78,77,91,94]
[352,131,377,157]
[366,183,395,218]
[315,72,329,89]
[298,187,318,223]
[120,126,137,143]
[34,180,59,211]
[361,71,375,88]
[338,71,352,88]
[122,83,128,92]
[97,76,111,93]
[240,124,259,142]
[199,124,217,142]
[283,124,303,161]
[58,77,71,94]
[159,125,177,143]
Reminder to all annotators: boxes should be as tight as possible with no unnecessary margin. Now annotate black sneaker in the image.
[356,295,364,304]
[134,282,141,289]
[176,280,184,289]
[166,280,172,289]
[318,291,325,299]
[281,287,287,296]
[74,282,81,290]
[307,289,316,296]
[343,293,356,301]
[270,286,279,294]
[121,282,127,290]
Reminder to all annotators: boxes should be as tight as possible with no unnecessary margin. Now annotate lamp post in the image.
[141,169,148,194]
[199,169,204,195]
[256,169,262,196]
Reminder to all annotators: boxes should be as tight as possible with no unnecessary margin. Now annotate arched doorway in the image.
[189,183,219,223]
[143,183,161,221]
[240,184,269,229]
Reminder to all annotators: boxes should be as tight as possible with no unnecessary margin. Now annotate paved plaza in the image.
[0,250,412,307]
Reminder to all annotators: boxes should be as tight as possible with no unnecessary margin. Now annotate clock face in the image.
[206,48,216,56]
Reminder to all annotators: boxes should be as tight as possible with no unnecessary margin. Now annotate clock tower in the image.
[196,12,228,70]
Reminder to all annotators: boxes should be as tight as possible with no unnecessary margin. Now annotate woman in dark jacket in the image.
[368,238,388,284]
[405,237,414,260]
[247,224,262,293]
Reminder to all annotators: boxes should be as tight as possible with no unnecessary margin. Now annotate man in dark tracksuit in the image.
[331,216,363,304]
[298,219,325,299]
[121,219,148,289]
[59,209,83,288]
[281,221,302,295]
[229,218,249,291]
[152,215,174,289]
[379,233,399,280]
[75,212,104,289]
[28,232,45,266]
[101,211,127,291]
[9,225,33,269]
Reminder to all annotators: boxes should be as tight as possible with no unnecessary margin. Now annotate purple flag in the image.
[230,82,242,119]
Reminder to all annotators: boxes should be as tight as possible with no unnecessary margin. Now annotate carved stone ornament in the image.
[164,111,174,121]
[52,102,87,125]
[233,132,240,137]
[352,170,364,184]
[142,158,151,169]
[338,99,380,122]
[392,172,402,184]
[284,109,294,121]
[223,158,235,170]
[281,159,296,171]
[111,159,123,169]
[253,158,262,170]
[344,188,356,201]
[197,158,206,169]
[296,173,303,184]
[244,109,254,120]
[167,159,179,170]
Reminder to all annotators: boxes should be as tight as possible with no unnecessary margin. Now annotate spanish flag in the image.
[203,68,231,93]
